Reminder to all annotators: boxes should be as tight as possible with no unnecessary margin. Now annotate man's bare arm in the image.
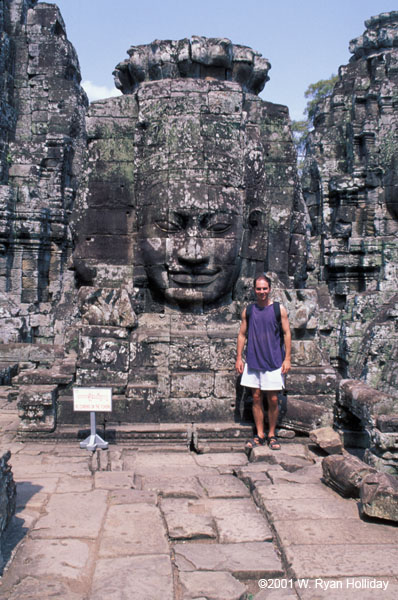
[235,308,247,374]
[280,305,291,374]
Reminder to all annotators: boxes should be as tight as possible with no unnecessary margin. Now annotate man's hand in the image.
[281,359,291,374]
[235,357,245,374]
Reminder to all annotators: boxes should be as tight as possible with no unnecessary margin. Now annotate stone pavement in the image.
[0,408,398,599]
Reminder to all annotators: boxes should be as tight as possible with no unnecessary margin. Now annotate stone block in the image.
[322,453,377,498]
[274,515,398,547]
[174,541,283,578]
[338,379,396,428]
[209,497,273,543]
[0,343,63,362]
[141,476,203,498]
[360,472,398,522]
[78,336,129,371]
[2,578,83,600]
[108,489,158,505]
[75,233,130,263]
[284,543,398,579]
[99,503,169,557]
[76,368,128,389]
[371,428,398,451]
[0,538,91,585]
[91,555,173,600]
[161,397,234,422]
[30,490,108,539]
[377,414,398,432]
[130,340,170,368]
[214,370,235,398]
[286,366,336,397]
[17,384,58,432]
[78,287,136,328]
[309,426,343,454]
[133,313,171,343]
[364,448,398,475]
[169,339,211,370]
[171,371,214,398]
[198,474,250,498]
[279,396,331,432]
[86,114,137,140]
[14,367,72,385]
[255,496,359,523]
[250,447,313,472]
[160,498,217,540]
[179,571,246,600]
[94,472,135,490]
[291,340,325,366]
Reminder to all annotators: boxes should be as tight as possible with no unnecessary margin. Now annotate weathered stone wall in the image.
[302,12,398,397]
[0,450,16,570]
[0,3,396,437]
[303,12,398,296]
[0,0,87,346]
[0,0,15,184]
[336,379,398,474]
[63,38,333,428]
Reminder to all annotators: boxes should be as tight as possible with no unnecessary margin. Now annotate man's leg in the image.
[252,388,265,439]
[266,390,280,449]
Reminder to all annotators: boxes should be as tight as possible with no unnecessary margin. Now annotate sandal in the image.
[245,435,266,450]
[267,436,281,451]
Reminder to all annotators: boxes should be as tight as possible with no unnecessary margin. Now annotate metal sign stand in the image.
[80,411,108,452]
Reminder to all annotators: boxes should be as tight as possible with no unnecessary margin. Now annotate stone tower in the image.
[302,12,398,397]
[0,0,87,340]
[66,37,330,433]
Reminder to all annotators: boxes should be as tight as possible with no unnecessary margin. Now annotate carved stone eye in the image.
[207,221,232,233]
[200,213,233,234]
[155,220,182,233]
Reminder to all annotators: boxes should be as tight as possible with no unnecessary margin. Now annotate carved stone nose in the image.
[177,238,208,264]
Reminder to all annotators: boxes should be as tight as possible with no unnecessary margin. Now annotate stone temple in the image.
[0,1,397,470]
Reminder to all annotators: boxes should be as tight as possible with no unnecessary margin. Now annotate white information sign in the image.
[73,387,112,412]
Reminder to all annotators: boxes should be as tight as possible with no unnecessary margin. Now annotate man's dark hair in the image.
[253,273,272,288]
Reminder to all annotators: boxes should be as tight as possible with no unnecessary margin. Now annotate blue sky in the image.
[52,0,396,120]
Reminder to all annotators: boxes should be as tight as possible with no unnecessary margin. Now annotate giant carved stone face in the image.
[137,180,244,308]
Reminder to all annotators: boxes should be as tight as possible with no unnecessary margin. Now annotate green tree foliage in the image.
[304,75,339,123]
[292,74,339,163]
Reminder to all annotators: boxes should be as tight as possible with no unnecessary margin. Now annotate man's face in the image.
[254,278,271,303]
[137,182,244,308]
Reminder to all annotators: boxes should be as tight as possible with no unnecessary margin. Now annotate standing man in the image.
[235,274,291,450]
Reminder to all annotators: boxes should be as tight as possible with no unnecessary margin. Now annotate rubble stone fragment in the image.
[360,472,398,522]
[310,426,343,454]
[322,453,377,497]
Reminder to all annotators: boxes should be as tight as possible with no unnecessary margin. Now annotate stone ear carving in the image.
[239,208,268,261]
[248,209,265,232]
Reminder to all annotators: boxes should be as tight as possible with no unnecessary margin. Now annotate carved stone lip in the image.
[169,269,220,286]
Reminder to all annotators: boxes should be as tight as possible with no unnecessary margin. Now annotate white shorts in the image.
[241,363,284,391]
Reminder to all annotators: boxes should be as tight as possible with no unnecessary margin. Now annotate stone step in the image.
[173,541,284,580]
[13,368,74,385]
[0,343,64,362]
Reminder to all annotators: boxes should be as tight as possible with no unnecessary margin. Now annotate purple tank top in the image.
[246,303,284,371]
